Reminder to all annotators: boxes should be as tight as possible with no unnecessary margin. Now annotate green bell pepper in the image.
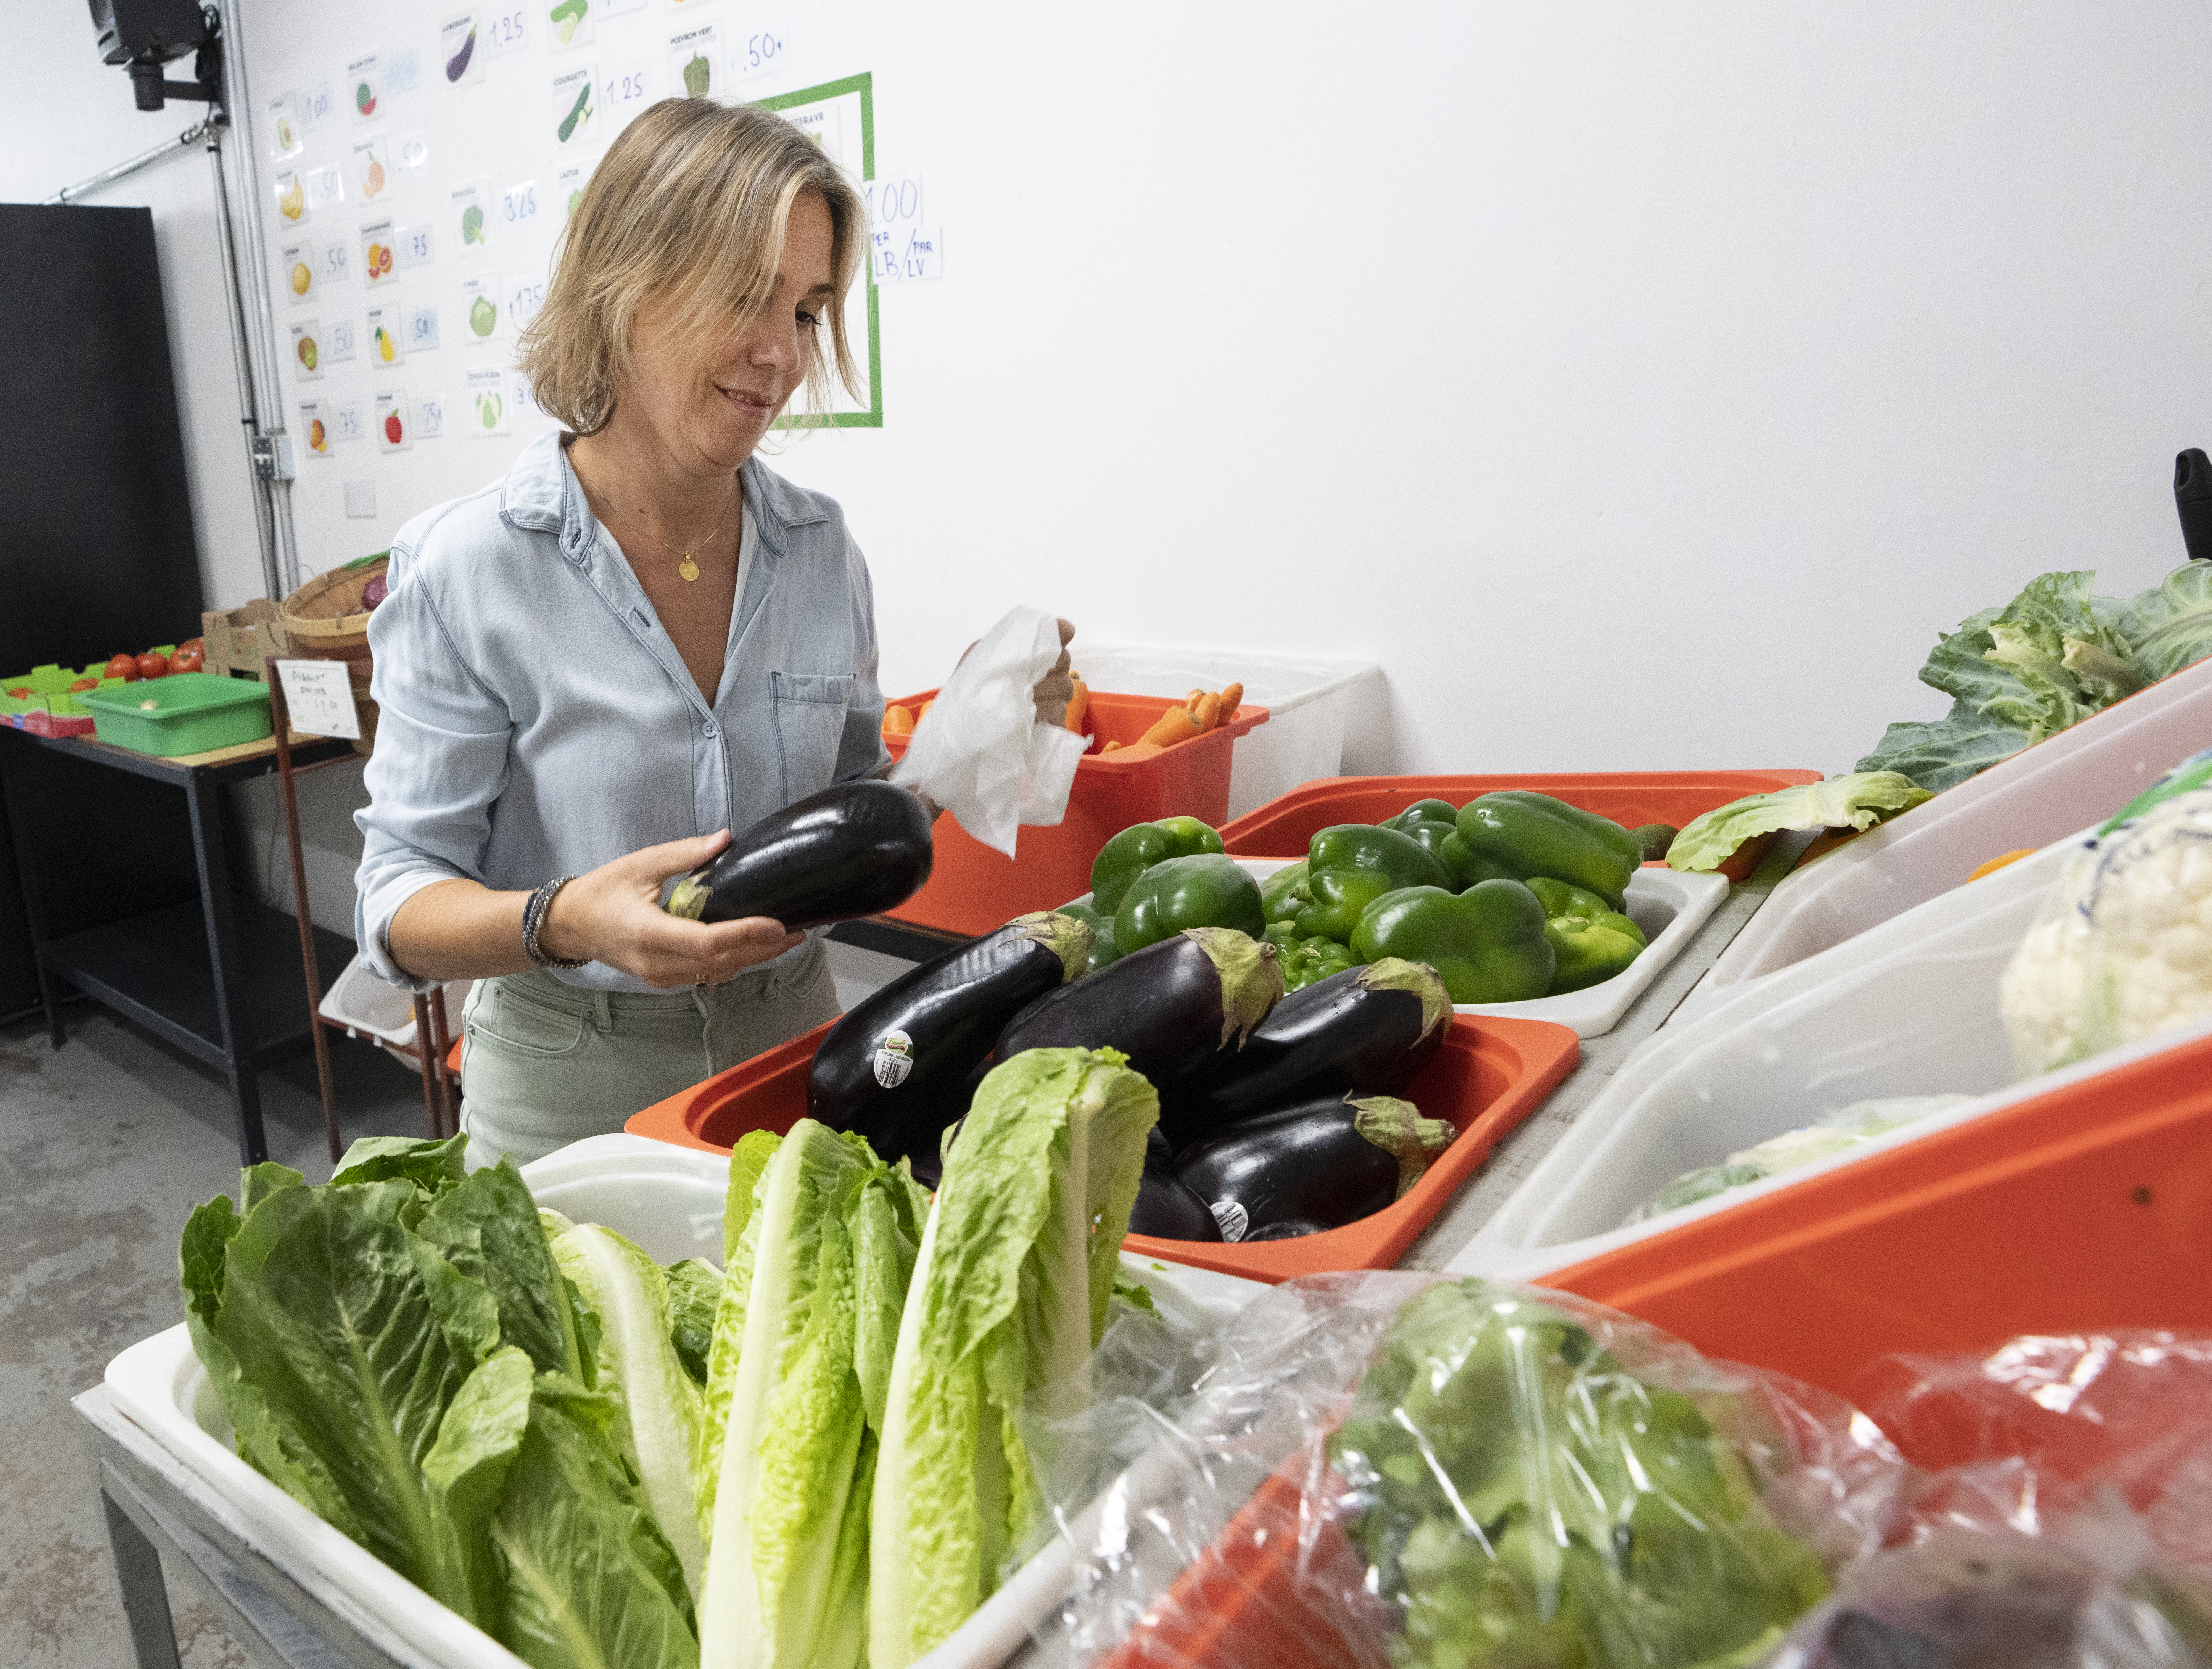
[1381,799,1461,867]
[1281,933,1359,992]
[1294,867,1400,944]
[1447,791,1643,909]
[1351,880,1554,1003]
[1309,823,1455,892]
[1526,877,1647,994]
[1114,853,1265,953]
[1261,860,1311,924]
[1056,901,1122,974]
[1090,816,1225,915]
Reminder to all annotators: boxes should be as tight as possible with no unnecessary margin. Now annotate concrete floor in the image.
[0,1003,438,1669]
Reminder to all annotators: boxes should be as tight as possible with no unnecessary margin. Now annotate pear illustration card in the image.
[360,219,398,288]
[273,169,309,226]
[467,367,510,435]
[347,54,382,122]
[366,304,407,366]
[351,136,391,203]
[413,393,446,439]
[669,23,719,98]
[325,315,358,364]
[404,305,441,353]
[551,64,596,147]
[299,400,335,457]
[280,240,318,305]
[267,94,303,159]
[451,180,489,252]
[290,321,324,381]
[376,391,413,452]
[548,0,594,51]
[460,274,502,343]
[439,12,485,85]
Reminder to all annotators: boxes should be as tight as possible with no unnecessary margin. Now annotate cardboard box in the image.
[201,599,293,681]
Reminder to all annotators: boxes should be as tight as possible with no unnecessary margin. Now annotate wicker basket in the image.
[279,554,388,666]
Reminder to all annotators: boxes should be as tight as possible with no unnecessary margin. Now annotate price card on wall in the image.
[395,131,431,173]
[865,177,942,283]
[439,12,486,85]
[600,58,654,128]
[499,178,541,232]
[300,80,335,131]
[330,400,366,443]
[394,222,435,269]
[404,305,441,352]
[413,393,446,438]
[506,274,547,332]
[276,661,361,739]
[326,315,357,363]
[305,166,345,212]
[728,17,788,84]
[484,2,528,58]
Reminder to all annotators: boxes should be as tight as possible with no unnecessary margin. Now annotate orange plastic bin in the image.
[879,688,1267,938]
[1219,770,1823,882]
[626,1012,1578,1284]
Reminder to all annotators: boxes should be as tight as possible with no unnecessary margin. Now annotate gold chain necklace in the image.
[575,460,738,583]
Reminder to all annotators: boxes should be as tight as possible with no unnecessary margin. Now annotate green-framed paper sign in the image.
[758,73,881,429]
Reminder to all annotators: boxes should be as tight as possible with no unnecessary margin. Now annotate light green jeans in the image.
[457,938,839,1169]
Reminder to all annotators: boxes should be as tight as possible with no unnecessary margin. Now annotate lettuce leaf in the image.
[2117,561,2212,681]
[664,1259,724,1388]
[867,1048,1158,1668]
[697,1130,782,1542]
[417,1161,590,1383]
[554,1223,709,1600]
[1667,773,1933,873]
[423,1344,536,1631]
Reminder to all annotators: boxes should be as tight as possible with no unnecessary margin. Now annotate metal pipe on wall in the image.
[43,119,218,206]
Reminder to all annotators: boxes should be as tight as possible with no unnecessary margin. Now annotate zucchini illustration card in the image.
[551,65,596,145]
[548,0,593,50]
[439,12,485,85]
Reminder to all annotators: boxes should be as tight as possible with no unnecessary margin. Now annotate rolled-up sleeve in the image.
[834,535,893,784]
[353,558,514,990]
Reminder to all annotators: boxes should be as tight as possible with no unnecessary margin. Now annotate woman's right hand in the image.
[539,830,803,988]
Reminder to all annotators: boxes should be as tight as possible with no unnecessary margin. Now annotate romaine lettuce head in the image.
[1667,773,1932,872]
[2117,562,2212,681]
[697,1128,783,1534]
[664,1259,723,1388]
[867,1048,1158,1669]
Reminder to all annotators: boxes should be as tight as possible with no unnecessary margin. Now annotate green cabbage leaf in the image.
[1667,773,1933,873]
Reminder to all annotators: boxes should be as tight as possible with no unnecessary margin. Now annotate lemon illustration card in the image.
[366,304,407,366]
[290,321,324,381]
[325,316,358,364]
[404,305,441,353]
[376,391,413,452]
[274,170,309,226]
[412,393,446,439]
[351,136,391,203]
[348,54,382,122]
[551,65,596,146]
[299,400,335,457]
[548,0,594,51]
[439,12,485,85]
[360,219,398,288]
[451,180,489,253]
[467,367,510,435]
[460,274,501,343]
[669,24,718,99]
[267,94,303,159]
[280,240,317,305]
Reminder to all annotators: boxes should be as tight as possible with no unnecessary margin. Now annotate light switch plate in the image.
[343,479,377,518]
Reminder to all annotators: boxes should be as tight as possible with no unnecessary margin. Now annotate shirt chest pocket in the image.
[768,670,856,804]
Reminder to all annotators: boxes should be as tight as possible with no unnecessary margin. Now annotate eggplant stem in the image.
[1350,1095,1456,1199]
[666,874,711,921]
[1184,927,1287,1049]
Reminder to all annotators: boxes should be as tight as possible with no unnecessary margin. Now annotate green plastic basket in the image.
[80,671,273,757]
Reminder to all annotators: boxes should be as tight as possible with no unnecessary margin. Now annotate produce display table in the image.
[0,724,357,1167]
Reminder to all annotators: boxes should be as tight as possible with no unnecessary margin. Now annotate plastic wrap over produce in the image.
[1016,1272,1909,1669]
[2003,747,2212,1077]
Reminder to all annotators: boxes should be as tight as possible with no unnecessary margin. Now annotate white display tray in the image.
[105,1133,1266,1669]
[1674,655,2212,1029]
[1223,858,1729,1040]
[1447,832,2212,1281]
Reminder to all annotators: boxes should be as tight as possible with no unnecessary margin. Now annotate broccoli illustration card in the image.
[279,240,318,305]
[360,219,398,288]
[267,94,303,159]
[299,399,335,457]
[403,305,441,353]
[460,274,502,343]
[273,169,308,226]
[439,12,485,85]
[669,23,719,98]
[375,390,413,452]
[413,393,446,439]
[548,0,594,50]
[467,367,510,435]
[351,135,391,203]
[347,53,382,122]
[451,180,489,252]
[289,321,324,381]
[325,315,358,364]
[365,304,407,366]
[551,65,596,146]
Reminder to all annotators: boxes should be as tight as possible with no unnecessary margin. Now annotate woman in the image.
[354,99,1070,1167]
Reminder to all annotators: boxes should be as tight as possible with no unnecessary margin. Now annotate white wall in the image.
[8,2,2212,938]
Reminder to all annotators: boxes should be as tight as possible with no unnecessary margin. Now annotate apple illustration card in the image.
[461,274,502,343]
[404,305,441,353]
[325,315,358,364]
[669,24,719,98]
[299,399,335,456]
[548,0,594,51]
[552,65,596,148]
[352,137,391,204]
[468,367,510,435]
[361,220,398,288]
[274,170,309,227]
[366,304,407,366]
[452,180,489,253]
[290,321,324,381]
[439,13,485,86]
[413,394,446,439]
[267,95,303,160]
[348,54,382,122]
[376,391,413,452]
[280,240,318,305]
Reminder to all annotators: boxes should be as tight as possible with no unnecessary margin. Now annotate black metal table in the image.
[0,724,357,1165]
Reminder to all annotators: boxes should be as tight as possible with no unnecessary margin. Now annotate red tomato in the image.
[177,636,206,656]
[69,678,98,692]
[105,653,138,682]
[136,652,169,681]
[171,647,206,674]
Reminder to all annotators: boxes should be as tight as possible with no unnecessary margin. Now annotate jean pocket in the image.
[769,670,856,804]
[472,980,591,1061]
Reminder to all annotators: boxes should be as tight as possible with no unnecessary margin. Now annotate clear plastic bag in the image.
[2001,748,2212,1078]
[1019,1273,1908,1669]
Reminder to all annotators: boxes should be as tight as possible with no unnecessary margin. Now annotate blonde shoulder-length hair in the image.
[518,98,866,436]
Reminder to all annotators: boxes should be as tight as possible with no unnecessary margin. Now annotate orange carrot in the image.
[883,704,914,737]
[1214,683,1243,726]
[1102,739,1123,754]
[1190,692,1223,731]
[1064,674,1090,736]
[1138,705,1204,749]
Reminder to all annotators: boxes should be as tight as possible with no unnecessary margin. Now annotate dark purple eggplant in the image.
[995,927,1282,1097]
[810,912,1090,1163]
[665,780,933,928]
[1163,959,1450,1150]
[1170,1093,1454,1242]
[1244,1220,1331,1242]
[1129,1162,1224,1241]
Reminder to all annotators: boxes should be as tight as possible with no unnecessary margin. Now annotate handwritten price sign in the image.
[276,660,361,740]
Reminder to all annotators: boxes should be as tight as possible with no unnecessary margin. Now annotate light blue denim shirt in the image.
[354,431,891,993]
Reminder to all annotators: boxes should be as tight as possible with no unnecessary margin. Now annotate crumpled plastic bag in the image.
[890,604,1085,858]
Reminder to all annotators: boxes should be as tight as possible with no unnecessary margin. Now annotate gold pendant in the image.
[678,555,700,582]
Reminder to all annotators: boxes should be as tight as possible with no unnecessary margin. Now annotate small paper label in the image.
[276,660,361,739]
[871,1029,914,1088]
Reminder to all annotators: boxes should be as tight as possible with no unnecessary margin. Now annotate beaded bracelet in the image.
[522,876,589,970]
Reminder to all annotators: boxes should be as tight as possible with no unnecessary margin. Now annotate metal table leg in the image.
[100,1482,184,1669]
[0,742,69,1050]
[185,771,267,1166]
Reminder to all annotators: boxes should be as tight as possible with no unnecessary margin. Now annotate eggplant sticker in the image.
[440,13,484,85]
[871,1030,915,1089]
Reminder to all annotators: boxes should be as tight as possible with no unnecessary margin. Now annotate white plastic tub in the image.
[1069,644,1381,820]
[317,951,468,1051]
[1673,657,2212,1029]
[1442,831,2212,1281]
[103,1133,1266,1669]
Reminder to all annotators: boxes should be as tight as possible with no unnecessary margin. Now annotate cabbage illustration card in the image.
[468,367,510,435]
[376,390,413,452]
[299,399,335,457]
[366,304,407,366]
[460,273,501,343]
[439,12,485,85]
[347,53,382,121]
[289,320,324,381]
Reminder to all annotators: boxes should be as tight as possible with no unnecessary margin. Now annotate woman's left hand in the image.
[1033,617,1076,727]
